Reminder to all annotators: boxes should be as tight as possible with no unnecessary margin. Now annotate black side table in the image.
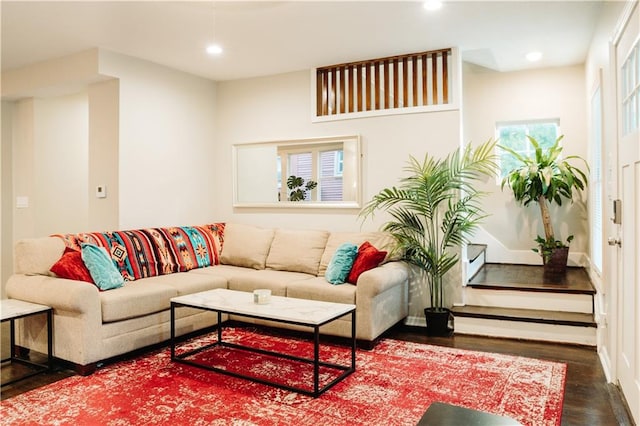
[1,299,53,387]
[416,402,522,425]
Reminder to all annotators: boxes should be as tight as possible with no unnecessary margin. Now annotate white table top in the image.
[1,299,51,322]
[171,289,355,326]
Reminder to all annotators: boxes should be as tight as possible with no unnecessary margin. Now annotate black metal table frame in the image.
[170,301,356,397]
[1,308,53,387]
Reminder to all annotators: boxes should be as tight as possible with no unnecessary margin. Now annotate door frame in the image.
[609,1,639,422]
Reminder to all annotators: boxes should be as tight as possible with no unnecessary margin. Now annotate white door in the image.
[615,2,640,422]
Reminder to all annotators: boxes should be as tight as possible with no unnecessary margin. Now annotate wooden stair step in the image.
[451,305,597,328]
[468,264,595,295]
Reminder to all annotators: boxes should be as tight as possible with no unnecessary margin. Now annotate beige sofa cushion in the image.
[99,280,177,323]
[286,277,356,304]
[154,271,227,296]
[189,264,256,281]
[318,232,400,276]
[228,270,314,296]
[266,229,329,275]
[220,223,275,270]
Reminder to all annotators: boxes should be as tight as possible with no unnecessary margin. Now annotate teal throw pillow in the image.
[325,242,358,284]
[81,243,124,290]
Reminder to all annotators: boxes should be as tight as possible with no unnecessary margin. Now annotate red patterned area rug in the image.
[1,327,566,426]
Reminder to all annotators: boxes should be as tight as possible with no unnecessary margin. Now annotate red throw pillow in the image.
[50,247,95,284]
[346,241,387,284]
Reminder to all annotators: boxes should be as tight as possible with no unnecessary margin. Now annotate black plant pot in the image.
[424,308,453,337]
[543,246,569,282]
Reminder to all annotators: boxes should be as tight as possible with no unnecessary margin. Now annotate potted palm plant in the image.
[500,135,588,278]
[360,140,498,336]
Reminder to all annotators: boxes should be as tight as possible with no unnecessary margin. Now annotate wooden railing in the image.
[315,48,452,118]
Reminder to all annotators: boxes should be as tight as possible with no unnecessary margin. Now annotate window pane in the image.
[496,120,559,179]
[498,125,524,176]
[319,150,343,201]
[498,125,526,150]
[288,152,313,201]
[528,123,557,149]
[621,42,640,135]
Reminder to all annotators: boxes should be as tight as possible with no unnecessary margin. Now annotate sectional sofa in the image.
[6,222,409,374]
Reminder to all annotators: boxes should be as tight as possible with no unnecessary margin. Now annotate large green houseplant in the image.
[361,140,498,335]
[500,135,588,276]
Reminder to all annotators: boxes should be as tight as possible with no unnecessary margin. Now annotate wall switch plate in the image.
[16,196,29,208]
[96,185,107,198]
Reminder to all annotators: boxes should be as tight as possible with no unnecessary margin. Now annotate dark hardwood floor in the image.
[391,326,634,426]
[1,324,635,425]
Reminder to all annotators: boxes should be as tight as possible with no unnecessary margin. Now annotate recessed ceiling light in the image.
[423,1,442,11]
[526,51,542,62]
[206,44,223,55]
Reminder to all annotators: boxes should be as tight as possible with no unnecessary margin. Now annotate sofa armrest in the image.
[6,274,101,314]
[354,261,409,341]
[355,261,409,298]
[6,274,104,367]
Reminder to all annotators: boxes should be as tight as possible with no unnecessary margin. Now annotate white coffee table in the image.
[1,299,53,386]
[170,288,356,397]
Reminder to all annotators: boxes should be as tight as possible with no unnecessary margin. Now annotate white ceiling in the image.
[1,1,607,81]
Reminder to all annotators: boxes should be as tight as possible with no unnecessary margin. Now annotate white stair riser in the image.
[454,316,597,346]
[465,288,593,314]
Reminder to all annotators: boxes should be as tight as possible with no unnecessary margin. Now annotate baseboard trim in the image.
[404,315,426,328]
[598,346,614,383]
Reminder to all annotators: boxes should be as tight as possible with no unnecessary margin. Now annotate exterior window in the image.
[496,120,560,179]
[286,152,314,201]
[278,144,344,202]
[319,150,343,201]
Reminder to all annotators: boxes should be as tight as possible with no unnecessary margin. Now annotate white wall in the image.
[4,48,219,234]
[1,49,101,100]
[214,69,461,233]
[463,64,589,265]
[9,93,90,239]
[88,79,119,230]
[99,50,217,229]
[10,99,36,241]
[32,93,90,236]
